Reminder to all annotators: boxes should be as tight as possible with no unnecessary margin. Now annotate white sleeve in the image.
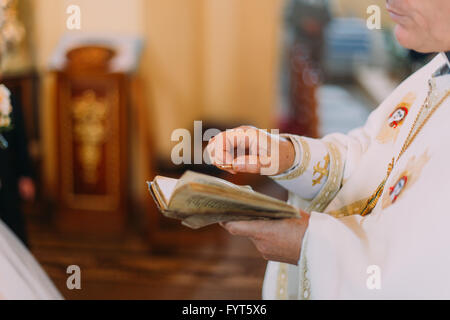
[270,135,330,200]
[270,116,374,207]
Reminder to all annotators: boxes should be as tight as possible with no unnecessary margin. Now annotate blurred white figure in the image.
[0,0,62,300]
[0,221,62,299]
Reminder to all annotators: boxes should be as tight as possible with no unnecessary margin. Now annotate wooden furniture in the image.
[54,46,129,234]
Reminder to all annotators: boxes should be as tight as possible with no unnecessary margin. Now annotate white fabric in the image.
[0,221,62,299]
[271,136,330,200]
[263,53,450,299]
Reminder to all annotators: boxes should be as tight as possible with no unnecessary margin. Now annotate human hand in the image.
[18,177,35,201]
[221,210,310,265]
[206,126,295,176]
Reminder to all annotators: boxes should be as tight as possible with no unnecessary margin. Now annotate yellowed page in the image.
[153,176,178,205]
[172,171,295,212]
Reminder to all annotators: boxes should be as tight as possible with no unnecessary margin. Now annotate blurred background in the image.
[0,0,433,299]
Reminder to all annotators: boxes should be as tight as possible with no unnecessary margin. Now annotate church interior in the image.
[0,0,434,299]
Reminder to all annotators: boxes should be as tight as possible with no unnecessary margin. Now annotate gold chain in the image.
[361,86,450,216]
[396,89,450,162]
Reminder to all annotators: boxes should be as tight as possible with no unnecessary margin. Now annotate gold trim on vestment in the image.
[307,141,344,213]
[275,141,344,300]
[272,136,311,181]
[327,198,371,218]
[276,263,288,300]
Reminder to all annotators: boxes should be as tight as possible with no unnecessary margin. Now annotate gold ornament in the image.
[72,90,109,185]
[312,154,330,186]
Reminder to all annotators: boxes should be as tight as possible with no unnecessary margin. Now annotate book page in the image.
[149,171,299,229]
[173,171,294,212]
[153,176,178,205]
[169,186,296,218]
[175,171,245,192]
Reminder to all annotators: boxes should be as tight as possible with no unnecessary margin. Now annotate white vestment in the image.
[263,53,450,299]
[0,221,62,299]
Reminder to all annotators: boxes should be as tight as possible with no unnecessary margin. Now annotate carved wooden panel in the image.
[55,70,128,234]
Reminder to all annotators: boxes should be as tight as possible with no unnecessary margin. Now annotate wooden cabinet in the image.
[54,47,129,234]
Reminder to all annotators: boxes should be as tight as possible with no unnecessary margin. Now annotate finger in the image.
[209,127,262,170]
[218,128,259,155]
[211,132,236,166]
[222,220,269,238]
[207,135,233,167]
[236,125,257,130]
[205,140,216,164]
[207,145,237,173]
[231,154,274,175]
[231,155,262,174]
[230,127,259,151]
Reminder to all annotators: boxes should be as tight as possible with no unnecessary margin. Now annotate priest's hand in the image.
[221,210,310,265]
[206,126,295,176]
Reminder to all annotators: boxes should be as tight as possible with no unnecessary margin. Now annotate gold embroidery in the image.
[381,151,430,209]
[275,141,344,300]
[312,154,330,186]
[362,89,450,216]
[327,198,371,218]
[275,84,444,300]
[308,142,344,213]
[377,92,416,144]
[299,237,311,300]
[272,136,311,181]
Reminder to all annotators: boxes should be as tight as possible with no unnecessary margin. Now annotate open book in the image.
[148,171,299,229]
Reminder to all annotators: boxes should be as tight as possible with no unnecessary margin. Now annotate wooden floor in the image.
[26,176,286,300]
